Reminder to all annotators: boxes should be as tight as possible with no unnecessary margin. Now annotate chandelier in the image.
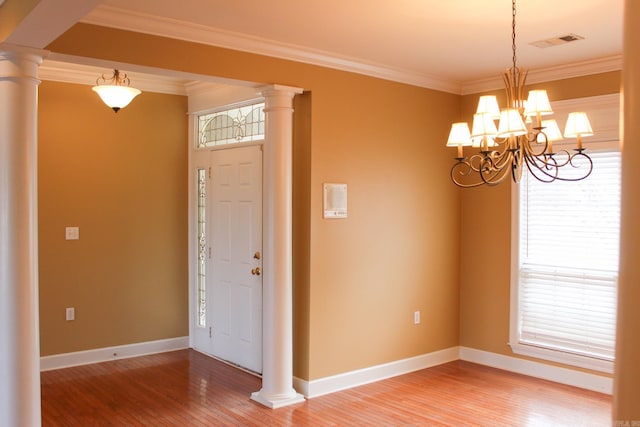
[446,0,594,187]
[92,69,141,113]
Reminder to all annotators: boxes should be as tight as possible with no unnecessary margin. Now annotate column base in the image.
[250,389,306,409]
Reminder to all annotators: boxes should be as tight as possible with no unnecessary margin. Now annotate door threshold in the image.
[192,348,262,378]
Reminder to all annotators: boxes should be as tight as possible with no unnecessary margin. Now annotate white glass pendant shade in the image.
[446,122,472,147]
[564,112,594,137]
[471,113,498,147]
[524,90,553,117]
[476,95,501,119]
[92,85,141,112]
[497,108,527,137]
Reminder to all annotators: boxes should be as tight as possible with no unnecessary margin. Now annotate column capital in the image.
[259,84,304,102]
[0,43,48,63]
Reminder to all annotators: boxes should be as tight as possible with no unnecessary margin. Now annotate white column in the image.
[614,0,640,421]
[0,44,45,427]
[251,84,305,409]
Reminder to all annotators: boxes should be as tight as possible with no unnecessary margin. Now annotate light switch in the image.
[65,227,79,240]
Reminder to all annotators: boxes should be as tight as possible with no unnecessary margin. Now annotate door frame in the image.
[187,85,304,408]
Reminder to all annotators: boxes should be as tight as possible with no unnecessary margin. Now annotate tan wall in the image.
[46,24,462,380]
[458,73,621,372]
[307,76,461,379]
[38,81,189,356]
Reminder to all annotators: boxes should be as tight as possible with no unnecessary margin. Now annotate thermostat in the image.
[323,183,347,218]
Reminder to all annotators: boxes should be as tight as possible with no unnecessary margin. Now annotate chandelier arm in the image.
[511,144,524,183]
[523,149,594,182]
[524,153,559,183]
[523,130,550,157]
[450,159,491,188]
[527,147,574,171]
[489,146,517,171]
[452,153,496,176]
[553,151,594,181]
[450,151,512,187]
[467,154,485,173]
[480,158,513,186]
[475,151,515,186]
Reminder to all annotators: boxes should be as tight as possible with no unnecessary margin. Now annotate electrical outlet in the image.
[66,307,75,321]
[414,310,421,325]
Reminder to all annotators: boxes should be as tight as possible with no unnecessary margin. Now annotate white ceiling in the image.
[14,0,626,94]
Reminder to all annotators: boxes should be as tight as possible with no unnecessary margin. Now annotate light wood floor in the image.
[41,349,611,426]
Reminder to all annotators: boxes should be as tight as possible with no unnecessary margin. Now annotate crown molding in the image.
[74,6,623,96]
[81,5,462,94]
[461,55,623,95]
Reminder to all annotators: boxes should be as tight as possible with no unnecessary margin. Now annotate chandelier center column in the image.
[0,43,46,427]
[251,84,304,409]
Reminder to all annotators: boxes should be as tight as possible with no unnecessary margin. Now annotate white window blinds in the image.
[518,150,620,361]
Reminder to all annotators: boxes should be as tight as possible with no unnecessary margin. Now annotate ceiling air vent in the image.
[529,33,585,48]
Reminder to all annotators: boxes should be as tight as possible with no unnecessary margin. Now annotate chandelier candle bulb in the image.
[524,90,553,127]
[446,122,473,158]
[564,112,594,151]
[497,108,527,137]
[540,119,563,154]
[476,95,501,119]
[471,112,498,150]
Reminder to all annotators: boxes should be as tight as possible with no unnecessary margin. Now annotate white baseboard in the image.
[294,346,613,398]
[459,346,613,395]
[294,346,459,398]
[40,336,189,371]
[40,340,613,397]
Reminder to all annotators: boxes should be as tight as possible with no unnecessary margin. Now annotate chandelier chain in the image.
[511,0,517,70]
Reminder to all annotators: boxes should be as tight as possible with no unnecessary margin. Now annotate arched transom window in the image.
[197,100,265,148]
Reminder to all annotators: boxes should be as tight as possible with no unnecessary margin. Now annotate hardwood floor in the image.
[41,349,611,426]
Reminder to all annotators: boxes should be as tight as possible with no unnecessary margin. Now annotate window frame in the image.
[509,94,620,374]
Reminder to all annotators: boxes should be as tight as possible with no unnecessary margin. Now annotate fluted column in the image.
[0,44,45,427]
[251,84,305,408]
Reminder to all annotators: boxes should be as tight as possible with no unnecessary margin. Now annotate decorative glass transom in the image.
[197,101,265,148]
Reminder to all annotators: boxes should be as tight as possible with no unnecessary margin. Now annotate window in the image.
[196,168,207,328]
[510,95,620,373]
[197,100,265,148]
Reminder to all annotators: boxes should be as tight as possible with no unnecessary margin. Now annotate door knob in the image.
[253,251,261,260]
[251,267,261,276]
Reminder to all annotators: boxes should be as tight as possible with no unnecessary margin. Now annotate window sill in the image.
[509,341,614,374]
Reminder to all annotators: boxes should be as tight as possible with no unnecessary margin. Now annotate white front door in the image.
[205,145,263,373]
